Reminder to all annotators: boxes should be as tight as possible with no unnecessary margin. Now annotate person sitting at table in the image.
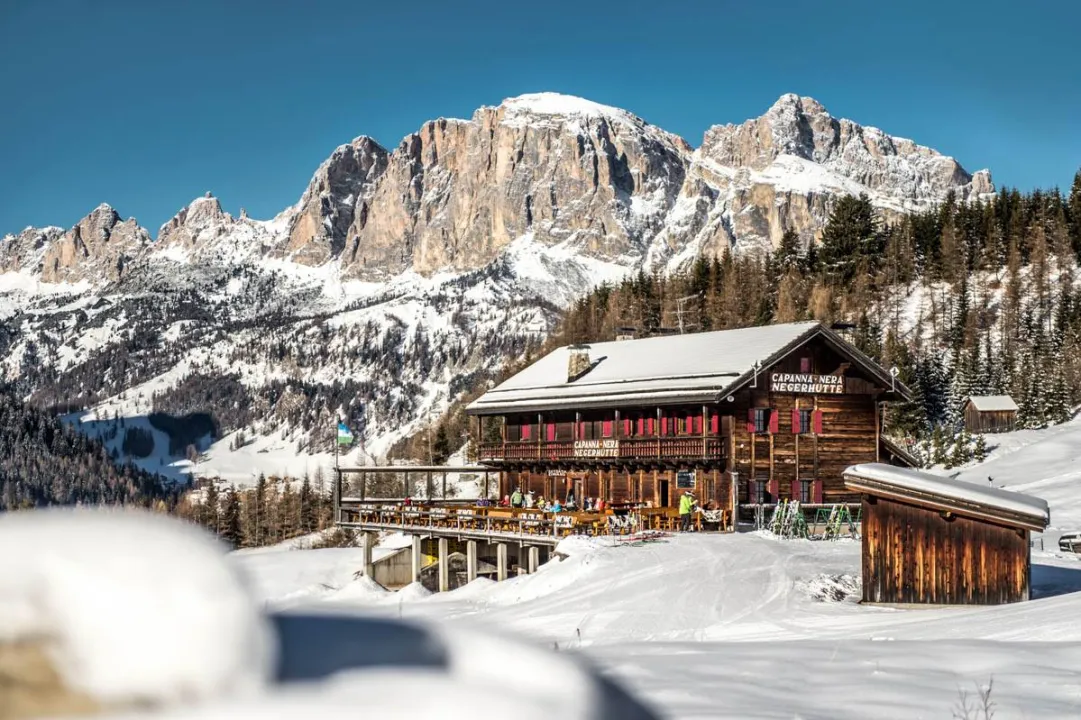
[596,497,606,512]
[510,487,524,508]
[500,495,510,507]
[550,498,563,512]
[524,491,535,508]
[583,497,594,511]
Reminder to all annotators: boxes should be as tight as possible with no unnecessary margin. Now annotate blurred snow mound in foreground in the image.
[0,508,273,706]
[0,508,658,720]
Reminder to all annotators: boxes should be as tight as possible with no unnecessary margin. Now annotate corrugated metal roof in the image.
[469,321,828,413]
[966,395,1020,412]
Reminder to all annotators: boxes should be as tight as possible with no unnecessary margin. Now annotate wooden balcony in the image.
[478,436,727,463]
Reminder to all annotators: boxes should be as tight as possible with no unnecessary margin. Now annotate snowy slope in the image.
[221,421,1081,719]
[229,531,1081,719]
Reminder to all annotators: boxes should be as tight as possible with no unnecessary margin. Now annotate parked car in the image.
[1058,531,1081,553]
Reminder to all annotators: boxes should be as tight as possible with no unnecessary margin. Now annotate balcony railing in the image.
[478,436,727,462]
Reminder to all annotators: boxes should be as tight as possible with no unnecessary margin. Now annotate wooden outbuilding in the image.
[466,321,914,524]
[843,463,1049,605]
[962,395,1019,433]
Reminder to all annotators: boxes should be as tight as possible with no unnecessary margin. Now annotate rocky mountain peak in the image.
[281,135,389,265]
[0,225,65,273]
[157,194,232,248]
[40,205,150,283]
[698,93,993,204]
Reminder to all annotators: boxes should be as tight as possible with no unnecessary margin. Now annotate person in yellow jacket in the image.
[679,490,697,532]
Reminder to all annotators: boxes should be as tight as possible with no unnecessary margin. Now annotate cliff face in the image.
[338,95,691,280]
[282,136,389,265]
[40,204,150,283]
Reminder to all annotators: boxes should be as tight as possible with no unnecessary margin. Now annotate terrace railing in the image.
[477,436,726,463]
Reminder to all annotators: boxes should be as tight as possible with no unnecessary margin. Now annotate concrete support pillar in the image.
[411,535,422,583]
[360,531,375,578]
[496,543,508,582]
[438,537,449,592]
[527,545,540,574]
[466,540,478,583]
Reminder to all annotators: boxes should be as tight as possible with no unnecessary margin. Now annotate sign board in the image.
[573,439,619,458]
[547,468,567,477]
[770,372,844,395]
[676,470,696,489]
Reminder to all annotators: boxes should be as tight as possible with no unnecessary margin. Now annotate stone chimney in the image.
[567,344,591,382]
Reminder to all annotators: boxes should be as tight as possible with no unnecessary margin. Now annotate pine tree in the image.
[776,228,801,272]
[299,475,315,533]
[220,486,242,548]
[203,481,220,535]
[432,423,452,464]
[1067,169,1081,259]
[973,433,988,463]
[817,194,881,285]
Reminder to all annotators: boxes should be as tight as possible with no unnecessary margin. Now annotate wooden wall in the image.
[963,405,1017,433]
[861,495,1030,605]
[728,336,881,504]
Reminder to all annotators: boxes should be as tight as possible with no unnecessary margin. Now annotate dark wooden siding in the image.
[861,495,1030,605]
[963,404,1017,433]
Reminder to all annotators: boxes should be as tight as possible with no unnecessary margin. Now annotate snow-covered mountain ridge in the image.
[0,93,992,480]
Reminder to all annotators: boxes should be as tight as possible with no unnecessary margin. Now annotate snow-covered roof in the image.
[468,321,910,414]
[965,395,1019,412]
[843,463,1049,532]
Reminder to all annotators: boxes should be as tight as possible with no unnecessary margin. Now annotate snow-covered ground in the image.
[222,420,1081,719]
[6,421,1081,719]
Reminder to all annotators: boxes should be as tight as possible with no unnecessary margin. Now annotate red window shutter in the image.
[661,417,669,436]
[791,409,801,434]
[692,415,701,434]
[710,413,719,434]
[812,410,823,435]
[602,420,613,437]
[521,424,531,441]
[623,418,631,435]
[747,409,756,434]
[800,357,811,374]
[768,410,779,434]
[647,417,655,435]
[812,480,824,504]
[768,479,779,501]
[636,417,645,435]
[790,480,800,501]
[546,423,556,442]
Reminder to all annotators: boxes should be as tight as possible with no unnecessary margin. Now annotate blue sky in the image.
[1,0,1078,235]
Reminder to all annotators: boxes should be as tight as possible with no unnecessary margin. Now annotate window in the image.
[752,480,766,504]
[792,409,813,435]
[748,408,773,434]
[555,422,574,441]
[800,356,811,374]
[799,479,812,503]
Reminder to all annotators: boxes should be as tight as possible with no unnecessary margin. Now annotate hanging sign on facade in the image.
[770,373,844,394]
[547,468,567,477]
[573,439,619,457]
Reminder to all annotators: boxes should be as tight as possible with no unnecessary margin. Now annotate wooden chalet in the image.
[466,321,914,521]
[963,395,1019,433]
[844,463,1049,604]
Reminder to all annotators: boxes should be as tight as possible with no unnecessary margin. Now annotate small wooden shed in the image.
[962,395,1019,433]
[843,463,1049,605]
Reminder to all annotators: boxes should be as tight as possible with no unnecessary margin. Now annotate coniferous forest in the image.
[396,172,1081,468]
[0,389,173,510]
